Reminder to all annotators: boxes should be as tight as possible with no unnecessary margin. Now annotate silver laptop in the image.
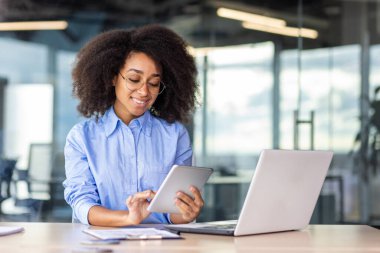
[165,149,333,236]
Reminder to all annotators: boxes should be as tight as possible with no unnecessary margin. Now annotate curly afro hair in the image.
[72,24,198,123]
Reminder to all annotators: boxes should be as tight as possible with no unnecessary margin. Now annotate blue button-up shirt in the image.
[63,107,192,224]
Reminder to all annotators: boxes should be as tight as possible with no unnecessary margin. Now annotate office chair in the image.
[0,159,17,207]
[0,158,40,221]
[6,143,54,221]
[23,143,54,200]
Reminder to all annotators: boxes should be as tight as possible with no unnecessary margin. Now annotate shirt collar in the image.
[136,110,153,137]
[102,107,153,137]
[102,107,119,137]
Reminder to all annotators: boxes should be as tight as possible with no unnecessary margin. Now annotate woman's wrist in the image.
[88,206,133,227]
[125,212,143,226]
[169,213,195,224]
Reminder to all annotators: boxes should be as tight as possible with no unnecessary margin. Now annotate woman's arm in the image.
[88,190,155,226]
[88,206,129,226]
[63,126,101,225]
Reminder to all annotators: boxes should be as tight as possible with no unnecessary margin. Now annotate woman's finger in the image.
[176,191,194,205]
[133,190,155,200]
[126,195,133,206]
[190,186,204,208]
[126,190,155,208]
[175,198,193,214]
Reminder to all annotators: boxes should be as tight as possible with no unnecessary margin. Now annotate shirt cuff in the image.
[166,213,173,224]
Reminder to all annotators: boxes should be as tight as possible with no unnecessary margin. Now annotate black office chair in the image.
[0,159,17,207]
[0,159,40,221]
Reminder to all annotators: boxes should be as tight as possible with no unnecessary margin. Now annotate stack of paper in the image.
[0,226,24,236]
[83,228,181,240]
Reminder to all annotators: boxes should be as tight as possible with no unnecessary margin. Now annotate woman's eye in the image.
[149,82,160,87]
[128,79,140,83]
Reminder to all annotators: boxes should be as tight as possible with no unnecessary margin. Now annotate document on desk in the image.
[83,228,182,240]
[0,226,24,236]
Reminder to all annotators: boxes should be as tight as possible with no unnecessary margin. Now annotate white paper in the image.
[0,226,24,236]
[83,228,181,240]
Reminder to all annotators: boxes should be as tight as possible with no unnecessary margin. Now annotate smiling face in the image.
[113,51,162,124]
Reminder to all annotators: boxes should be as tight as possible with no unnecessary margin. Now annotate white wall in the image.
[3,84,53,169]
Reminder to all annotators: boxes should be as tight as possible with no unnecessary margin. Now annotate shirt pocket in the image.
[141,165,172,191]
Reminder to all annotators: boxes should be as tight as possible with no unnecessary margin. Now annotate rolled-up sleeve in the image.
[63,126,100,224]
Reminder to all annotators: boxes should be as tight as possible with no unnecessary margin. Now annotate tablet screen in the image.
[147,165,213,213]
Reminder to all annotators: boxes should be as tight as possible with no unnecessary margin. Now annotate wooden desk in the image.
[0,223,379,253]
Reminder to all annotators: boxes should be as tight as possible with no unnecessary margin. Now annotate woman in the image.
[63,24,203,226]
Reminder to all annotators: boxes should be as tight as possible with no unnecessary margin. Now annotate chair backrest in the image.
[27,143,53,194]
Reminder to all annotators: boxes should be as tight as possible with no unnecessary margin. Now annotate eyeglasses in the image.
[119,73,166,95]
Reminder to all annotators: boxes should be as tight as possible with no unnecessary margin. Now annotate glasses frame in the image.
[119,72,166,95]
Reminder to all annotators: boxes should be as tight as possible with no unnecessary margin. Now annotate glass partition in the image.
[0,0,379,226]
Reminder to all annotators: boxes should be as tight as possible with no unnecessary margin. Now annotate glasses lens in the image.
[125,77,143,91]
[147,81,162,95]
[123,75,165,95]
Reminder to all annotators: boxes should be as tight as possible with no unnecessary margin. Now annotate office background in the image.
[0,0,379,227]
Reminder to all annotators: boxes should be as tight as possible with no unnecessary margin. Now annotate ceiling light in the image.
[242,22,318,39]
[187,46,214,57]
[0,21,68,31]
[217,7,286,28]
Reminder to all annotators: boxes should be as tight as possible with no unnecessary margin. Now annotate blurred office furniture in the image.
[326,175,344,223]
[0,77,7,156]
[0,158,41,221]
[2,143,56,221]
[0,159,16,209]
[293,110,315,150]
[310,174,344,224]
[293,110,342,223]
[5,144,70,222]
[48,151,71,221]
[22,143,54,201]
[310,194,336,224]
[200,170,251,222]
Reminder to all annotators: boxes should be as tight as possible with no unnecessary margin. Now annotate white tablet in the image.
[147,165,213,213]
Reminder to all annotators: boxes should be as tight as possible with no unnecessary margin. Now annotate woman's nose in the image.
[136,82,149,95]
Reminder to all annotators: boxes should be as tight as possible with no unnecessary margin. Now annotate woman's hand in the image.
[170,186,204,224]
[87,190,155,227]
[125,190,156,225]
